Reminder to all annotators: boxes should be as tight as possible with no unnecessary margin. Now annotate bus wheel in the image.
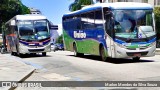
[73,44,78,56]
[100,46,107,61]
[132,57,140,61]
[42,52,46,56]
[30,53,36,56]
[19,53,24,58]
[73,44,82,57]
[11,52,15,56]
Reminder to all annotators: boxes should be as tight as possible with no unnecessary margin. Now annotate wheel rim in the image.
[100,47,106,61]
[73,45,77,56]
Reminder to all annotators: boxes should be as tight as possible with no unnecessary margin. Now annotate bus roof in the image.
[5,14,47,25]
[63,2,153,17]
[15,14,47,20]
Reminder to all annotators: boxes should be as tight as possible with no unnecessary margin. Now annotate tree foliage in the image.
[154,7,160,40]
[56,35,63,44]
[154,7,160,33]
[69,0,94,11]
[0,0,30,32]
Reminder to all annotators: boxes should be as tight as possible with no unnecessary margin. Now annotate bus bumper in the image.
[19,43,51,54]
[115,43,156,58]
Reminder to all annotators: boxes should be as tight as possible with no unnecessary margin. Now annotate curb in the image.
[155,49,160,55]
[8,68,35,90]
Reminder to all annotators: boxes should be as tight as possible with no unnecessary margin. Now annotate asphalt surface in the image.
[0,48,159,90]
[11,50,160,90]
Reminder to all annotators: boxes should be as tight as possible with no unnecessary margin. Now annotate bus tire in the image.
[42,52,46,56]
[19,53,24,58]
[73,44,82,57]
[11,52,15,56]
[32,53,36,55]
[132,57,140,61]
[16,45,19,56]
[100,46,107,61]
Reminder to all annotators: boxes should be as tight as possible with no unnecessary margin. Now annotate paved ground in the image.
[0,48,159,90]
[0,53,35,90]
[13,50,160,90]
[156,48,160,55]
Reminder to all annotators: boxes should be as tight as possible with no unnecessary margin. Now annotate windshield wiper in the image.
[27,32,34,41]
[126,38,132,43]
[27,33,31,41]
[139,27,148,41]
[125,33,134,43]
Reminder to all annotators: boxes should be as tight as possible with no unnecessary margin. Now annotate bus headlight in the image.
[148,42,156,47]
[19,43,26,47]
[39,42,43,45]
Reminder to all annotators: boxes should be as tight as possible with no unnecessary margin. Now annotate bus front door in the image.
[106,34,115,58]
[105,13,115,58]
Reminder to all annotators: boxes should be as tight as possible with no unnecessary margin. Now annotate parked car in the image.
[0,44,7,54]
[51,43,64,52]
[51,43,57,51]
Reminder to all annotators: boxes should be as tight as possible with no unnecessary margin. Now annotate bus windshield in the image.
[113,9,155,39]
[34,20,49,40]
[18,21,34,40]
[18,20,49,40]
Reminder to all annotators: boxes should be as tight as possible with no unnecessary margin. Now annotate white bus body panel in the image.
[19,43,51,54]
[114,42,156,58]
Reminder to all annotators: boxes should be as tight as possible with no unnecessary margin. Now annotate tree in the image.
[0,0,30,33]
[56,35,63,44]
[154,7,160,40]
[69,0,94,11]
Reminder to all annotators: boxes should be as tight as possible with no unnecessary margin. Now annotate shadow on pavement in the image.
[13,53,52,58]
[68,55,154,64]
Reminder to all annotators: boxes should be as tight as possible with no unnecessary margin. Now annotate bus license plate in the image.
[134,53,141,57]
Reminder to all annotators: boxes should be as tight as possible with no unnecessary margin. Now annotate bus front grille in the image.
[28,46,44,48]
[126,51,148,56]
[127,47,147,50]
[28,49,44,52]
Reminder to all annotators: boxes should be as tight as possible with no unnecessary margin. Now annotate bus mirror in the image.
[10,20,16,26]
[50,25,58,30]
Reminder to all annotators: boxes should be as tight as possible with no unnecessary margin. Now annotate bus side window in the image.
[66,16,73,30]
[75,15,81,30]
[95,10,103,29]
[88,12,95,29]
[105,12,114,37]
[81,13,88,29]
[63,17,71,31]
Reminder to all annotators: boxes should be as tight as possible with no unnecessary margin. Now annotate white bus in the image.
[62,2,156,61]
[4,14,53,57]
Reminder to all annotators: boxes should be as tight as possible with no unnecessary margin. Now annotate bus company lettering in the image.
[74,31,86,38]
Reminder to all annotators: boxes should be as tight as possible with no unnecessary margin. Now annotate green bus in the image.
[62,2,156,61]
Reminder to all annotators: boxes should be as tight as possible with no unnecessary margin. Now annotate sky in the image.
[21,0,98,35]
[21,0,74,25]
